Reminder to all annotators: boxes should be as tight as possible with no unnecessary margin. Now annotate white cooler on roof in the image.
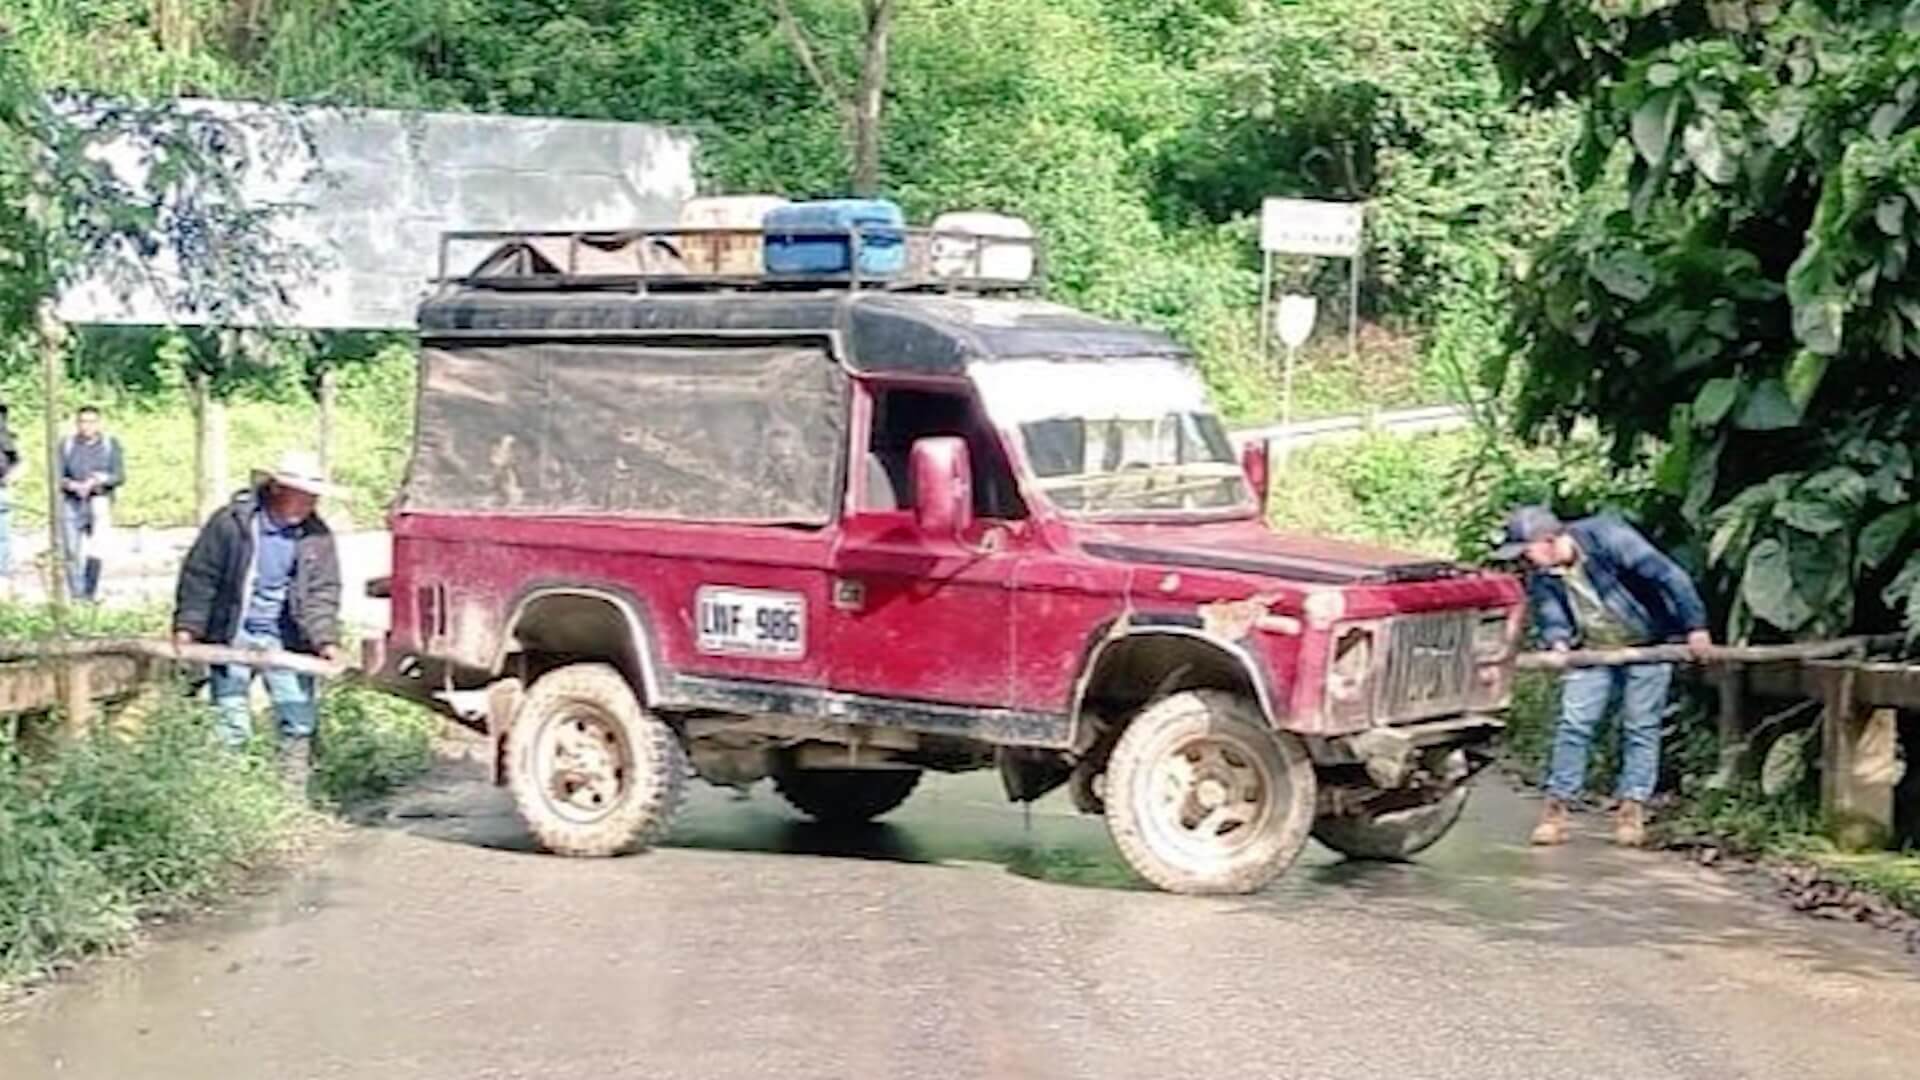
[677,194,791,275]
[930,211,1035,282]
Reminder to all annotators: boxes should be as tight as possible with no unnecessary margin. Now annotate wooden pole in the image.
[0,637,351,678]
[1515,636,1902,671]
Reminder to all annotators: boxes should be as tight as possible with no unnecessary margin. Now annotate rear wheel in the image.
[1312,782,1472,861]
[506,663,687,856]
[774,767,922,824]
[1103,690,1316,895]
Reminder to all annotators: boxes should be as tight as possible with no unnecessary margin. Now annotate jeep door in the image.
[827,384,1022,707]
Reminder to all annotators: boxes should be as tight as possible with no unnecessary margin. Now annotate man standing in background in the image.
[0,403,19,593]
[58,404,124,602]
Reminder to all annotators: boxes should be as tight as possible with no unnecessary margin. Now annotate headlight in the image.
[1327,626,1375,720]
[1473,609,1512,662]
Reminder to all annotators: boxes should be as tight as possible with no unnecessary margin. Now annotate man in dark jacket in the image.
[173,450,344,787]
[1493,506,1713,848]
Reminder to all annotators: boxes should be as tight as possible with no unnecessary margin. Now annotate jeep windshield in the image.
[971,357,1254,517]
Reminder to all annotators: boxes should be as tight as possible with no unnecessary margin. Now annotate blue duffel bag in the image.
[764,198,907,276]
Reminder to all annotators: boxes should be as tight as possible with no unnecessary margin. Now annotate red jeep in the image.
[367,226,1524,894]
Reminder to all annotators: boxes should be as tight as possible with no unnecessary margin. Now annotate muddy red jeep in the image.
[367,224,1524,894]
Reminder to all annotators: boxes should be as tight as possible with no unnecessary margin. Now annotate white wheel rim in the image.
[534,705,633,825]
[1135,728,1281,869]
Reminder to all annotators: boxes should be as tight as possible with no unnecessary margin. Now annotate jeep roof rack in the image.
[434,224,1044,296]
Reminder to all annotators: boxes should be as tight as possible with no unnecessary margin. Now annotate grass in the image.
[0,596,443,992]
[0,696,309,988]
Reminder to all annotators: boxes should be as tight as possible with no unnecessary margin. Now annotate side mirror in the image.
[910,436,974,541]
[1240,438,1271,516]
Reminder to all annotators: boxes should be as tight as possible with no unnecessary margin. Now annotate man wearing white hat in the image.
[172,450,345,790]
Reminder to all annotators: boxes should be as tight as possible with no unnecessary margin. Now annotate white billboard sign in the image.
[1259,197,1363,257]
[55,99,696,331]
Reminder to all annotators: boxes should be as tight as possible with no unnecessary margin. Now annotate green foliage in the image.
[0,29,312,374]
[312,685,439,805]
[0,598,166,638]
[1498,0,1920,640]
[9,0,1571,424]
[0,696,305,988]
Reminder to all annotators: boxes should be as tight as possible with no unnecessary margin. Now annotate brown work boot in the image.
[1613,800,1648,848]
[1529,798,1570,846]
[278,736,314,801]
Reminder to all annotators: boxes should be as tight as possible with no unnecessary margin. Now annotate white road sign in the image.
[1274,294,1318,349]
[1260,198,1364,257]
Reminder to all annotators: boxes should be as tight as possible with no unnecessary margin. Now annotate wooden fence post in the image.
[1820,666,1895,851]
[1708,663,1746,789]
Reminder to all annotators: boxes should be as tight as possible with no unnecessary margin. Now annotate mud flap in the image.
[485,678,525,786]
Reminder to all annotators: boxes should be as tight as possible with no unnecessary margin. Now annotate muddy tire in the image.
[774,767,921,825]
[1312,782,1471,861]
[1103,690,1316,895]
[506,663,687,857]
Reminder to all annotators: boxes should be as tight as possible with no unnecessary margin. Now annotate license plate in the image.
[696,587,806,660]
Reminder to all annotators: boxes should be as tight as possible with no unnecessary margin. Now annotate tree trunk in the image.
[851,1,894,196]
[317,365,338,474]
[190,354,231,523]
[38,304,68,612]
[768,0,894,194]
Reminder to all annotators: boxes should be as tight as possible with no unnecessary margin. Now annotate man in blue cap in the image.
[1493,506,1713,846]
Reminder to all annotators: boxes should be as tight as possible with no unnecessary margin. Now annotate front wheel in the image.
[1312,782,1471,861]
[506,663,687,856]
[1103,690,1317,895]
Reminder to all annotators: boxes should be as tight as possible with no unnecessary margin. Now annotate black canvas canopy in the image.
[404,341,847,523]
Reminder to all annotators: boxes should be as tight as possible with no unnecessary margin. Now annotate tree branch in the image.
[767,0,849,109]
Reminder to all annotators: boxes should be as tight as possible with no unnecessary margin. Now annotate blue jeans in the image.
[210,628,318,748]
[58,498,100,601]
[1546,663,1673,803]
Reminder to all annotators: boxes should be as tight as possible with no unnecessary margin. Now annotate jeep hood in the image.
[1079,519,1464,586]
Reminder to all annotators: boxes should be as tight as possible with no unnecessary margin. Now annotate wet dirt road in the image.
[5,760,1918,1080]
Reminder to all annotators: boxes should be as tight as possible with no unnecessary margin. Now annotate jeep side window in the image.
[863,387,1027,520]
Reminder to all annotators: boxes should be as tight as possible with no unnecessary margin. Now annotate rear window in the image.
[404,342,847,523]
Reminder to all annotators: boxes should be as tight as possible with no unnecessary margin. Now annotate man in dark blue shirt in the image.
[57,405,125,602]
[1494,506,1713,848]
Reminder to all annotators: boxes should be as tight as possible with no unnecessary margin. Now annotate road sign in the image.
[1259,198,1363,257]
[1274,294,1317,349]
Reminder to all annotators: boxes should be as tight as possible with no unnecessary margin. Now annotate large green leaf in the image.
[1732,379,1801,430]
[1774,496,1848,535]
[1742,538,1814,631]
[1683,118,1735,184]
[1631,90,1679,165]
[1858,506,1913,570]
[1792,296,1844,355]
[1692,376,1741,425]
[1785,349,1829,409]
[1761,728,1811,797]
[1592,249,1656,301]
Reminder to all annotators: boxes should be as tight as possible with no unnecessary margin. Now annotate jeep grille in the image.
[1379,611,1474,722]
